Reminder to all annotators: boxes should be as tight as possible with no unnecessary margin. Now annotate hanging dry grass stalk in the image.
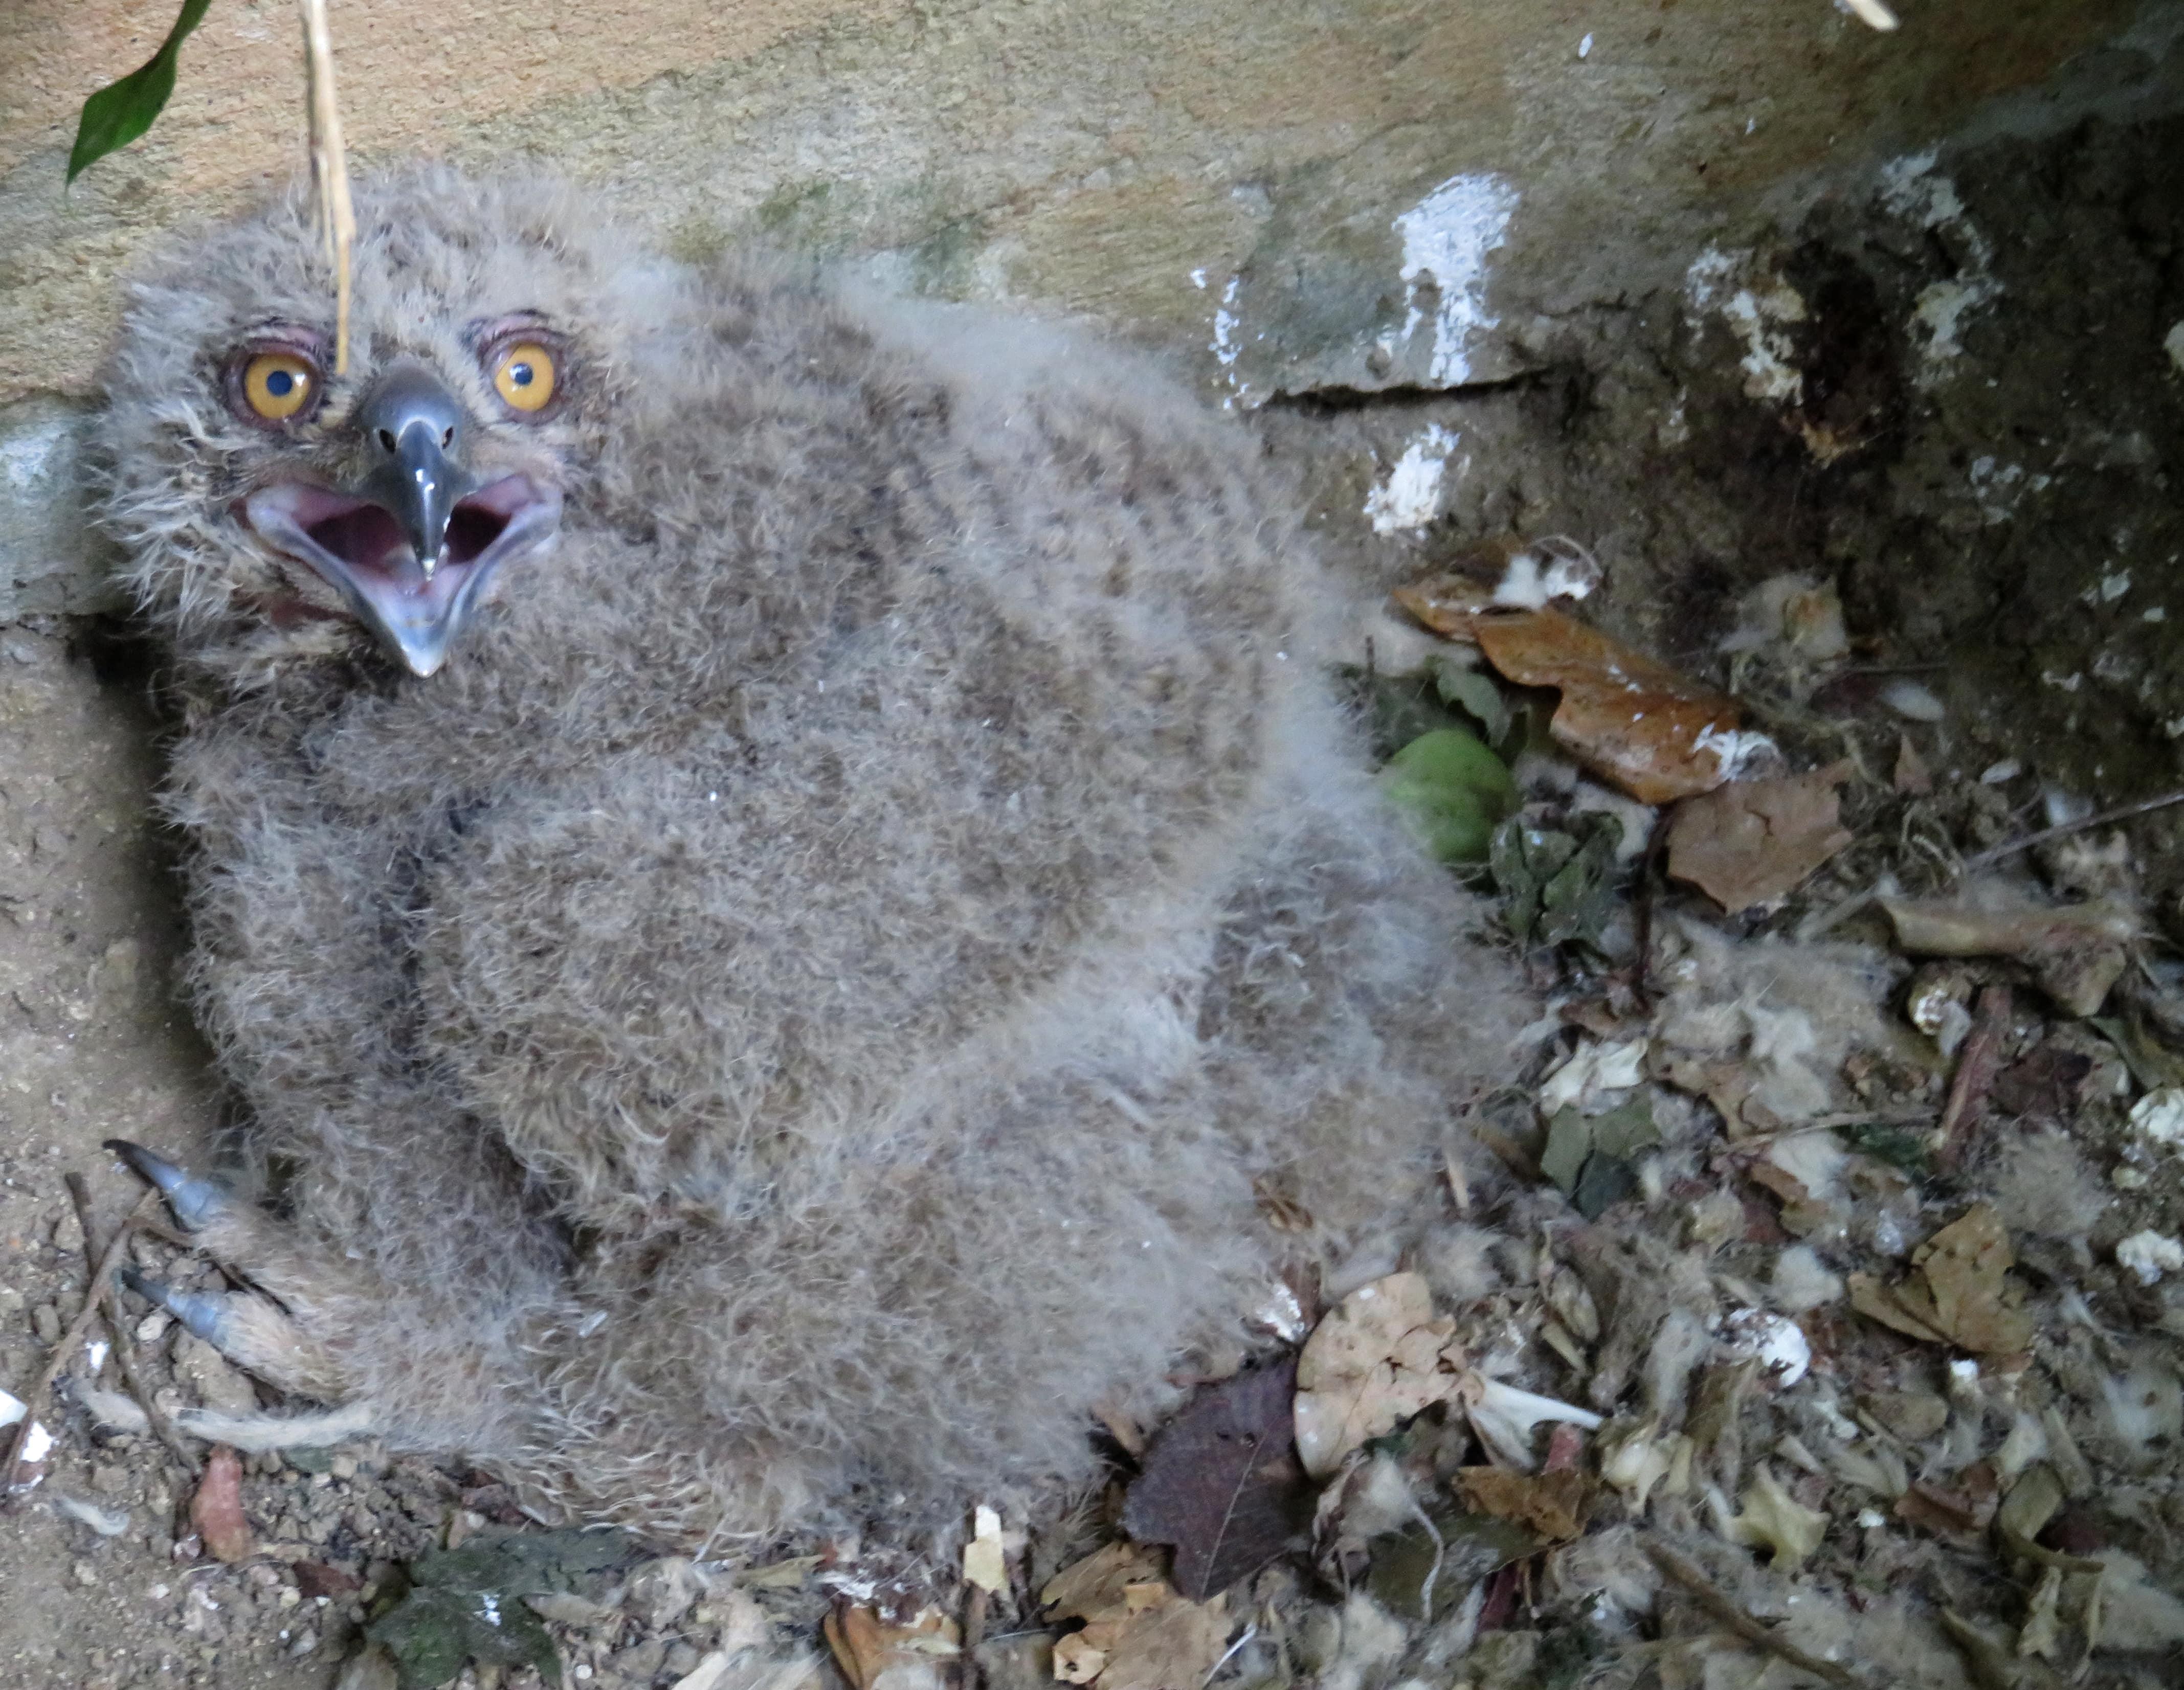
[299,0,356,373]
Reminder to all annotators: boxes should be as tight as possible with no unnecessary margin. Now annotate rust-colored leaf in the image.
[1408,606,1750,804]
[1665,762,1855,912]
[191,1444,255,1564]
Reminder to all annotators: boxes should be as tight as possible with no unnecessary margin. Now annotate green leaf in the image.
[1376,728,1519,864]
[363,1528,634,1690]
[66,0,214,185]
[1431,659,1511,750]
[370,1586,564,1690]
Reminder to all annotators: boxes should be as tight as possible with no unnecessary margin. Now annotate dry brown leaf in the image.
[1848,1205,2033,1354]
[1121,1359,1311,1599]
[1293,1271,1466,1477]
[1052,1634,1107,1684]
[191,1444,255,1564]
[1039,1545,1229,1690]
[1452,1467,1589,1542]
[1396,603,1749,803]
[823,1604,958,1690]
[1391,575,1499,637]
[1664,762,1855,912]
[1040,1542,1169,1623]
[963,1503,1008,1595]
[1095,1593,1230,1690]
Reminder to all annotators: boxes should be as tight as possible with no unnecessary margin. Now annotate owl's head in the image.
[99,166,672,680]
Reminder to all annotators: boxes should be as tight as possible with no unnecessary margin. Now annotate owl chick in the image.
[93,167,1524,1548]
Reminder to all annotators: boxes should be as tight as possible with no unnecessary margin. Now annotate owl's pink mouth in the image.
[242,474,561,676]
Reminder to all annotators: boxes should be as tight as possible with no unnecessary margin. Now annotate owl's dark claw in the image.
[120,1268,238,1347]
[105,1139,227,1232]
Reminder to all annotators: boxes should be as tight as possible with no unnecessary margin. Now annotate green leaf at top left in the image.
[66,0,215,185]
[1375,727,1519,865]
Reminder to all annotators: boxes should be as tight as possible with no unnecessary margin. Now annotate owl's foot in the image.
[105,1139,355,1409]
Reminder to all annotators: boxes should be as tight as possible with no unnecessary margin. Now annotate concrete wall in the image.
[0,0,2154,614]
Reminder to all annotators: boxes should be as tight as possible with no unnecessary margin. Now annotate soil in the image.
[3,91,2183,1690]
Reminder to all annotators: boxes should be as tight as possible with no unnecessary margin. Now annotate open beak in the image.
[241,362,562,677]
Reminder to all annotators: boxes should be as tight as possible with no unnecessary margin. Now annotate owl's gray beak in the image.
[359,365,479,575]
[240,364,562,677]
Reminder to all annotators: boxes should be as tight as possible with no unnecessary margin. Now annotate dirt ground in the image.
[3,91,2183,1690]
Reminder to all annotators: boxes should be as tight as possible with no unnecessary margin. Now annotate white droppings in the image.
[1364,424,1459,534]
[2043,669,2084,693]
[2129,1087,2184,1148]
[1189,267,1208,289]
[2090,569,2132,604]
[2117,1230,2184,1286]
[1721,1308,1812,1388]
[1878,678,1945,720]
[1692,724,1781,779]
[1392,173,1520,386]
[1578,32,1593,57]
[1879,151,2001,384]
[1683,250,1808,404]
[0,1387,53,1474]
[1979,759,2021,785]
[2144,606,2167,623]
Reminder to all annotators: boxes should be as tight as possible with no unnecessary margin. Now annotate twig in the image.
[299,0,356,373]
[66,1175,199,1477]
[1934,984,2011,1172]
[2,1189,157,1501]
[1965,787,2184,871]
[1631,805,1675,1003]
[1644,1540,1875,1689]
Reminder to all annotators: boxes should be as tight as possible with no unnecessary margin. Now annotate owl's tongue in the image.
[241,475,561,677]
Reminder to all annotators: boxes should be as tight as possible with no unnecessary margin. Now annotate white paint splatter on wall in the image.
[1393,173,1520,386]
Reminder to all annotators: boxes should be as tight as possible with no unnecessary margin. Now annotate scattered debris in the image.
[1880,892,2136,1017]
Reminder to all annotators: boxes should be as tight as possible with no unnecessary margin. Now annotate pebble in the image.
[32,1301,61,1342]
[52,1209,84,1254]
[173,1332,262,1416]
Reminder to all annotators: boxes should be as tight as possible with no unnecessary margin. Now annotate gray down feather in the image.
[92,166,1525,1549]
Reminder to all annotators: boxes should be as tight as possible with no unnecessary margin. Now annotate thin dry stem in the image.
[299,0,356,373]
[1965,787,2184,870]
[66,1173,200,1477]
[1644,1539,1876,1690]
[2,1190,157,1502]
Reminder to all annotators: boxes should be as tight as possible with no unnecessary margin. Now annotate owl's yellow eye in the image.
[492,342,558,413]
[242,351,316,421]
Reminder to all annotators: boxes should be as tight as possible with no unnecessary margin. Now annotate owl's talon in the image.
[119,1268,239,1346]
[105,1138,227,1231]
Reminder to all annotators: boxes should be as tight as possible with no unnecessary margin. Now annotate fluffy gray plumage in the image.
[95,168,1523,1548]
